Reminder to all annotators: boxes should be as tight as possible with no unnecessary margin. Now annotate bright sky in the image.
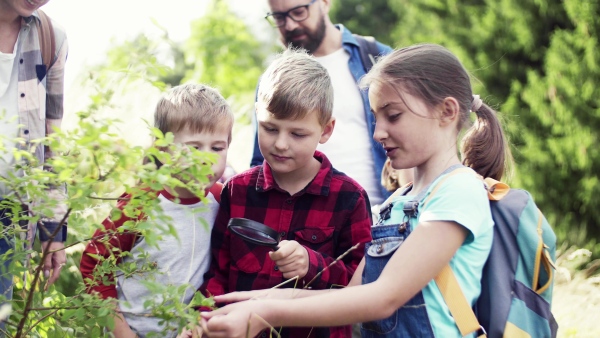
[42,0,269,92]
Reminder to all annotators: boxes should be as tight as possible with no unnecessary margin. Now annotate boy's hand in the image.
[201,302,269,338]
[111,303,137,338]
[176,328,192,338]
[177,326,204,338]
[268,240,309,279]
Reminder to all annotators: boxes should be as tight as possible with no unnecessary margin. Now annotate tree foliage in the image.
[184,0,266,102]
[0,110,216,336]
[0,51,219,335]
[353,0,600,253]
[92,0,266,124]
[330,0,398,46]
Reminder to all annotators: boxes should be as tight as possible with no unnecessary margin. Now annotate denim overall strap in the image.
[403,164,465,219]
[360,164,466,337]
[361,222,435,337]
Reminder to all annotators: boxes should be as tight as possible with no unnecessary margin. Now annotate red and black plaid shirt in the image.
[202,151,372,338]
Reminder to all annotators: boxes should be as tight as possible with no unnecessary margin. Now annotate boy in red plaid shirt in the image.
[200,49,373,338]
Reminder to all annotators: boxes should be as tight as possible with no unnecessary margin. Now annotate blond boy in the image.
[80,84,233,338]
[201,50,372,338]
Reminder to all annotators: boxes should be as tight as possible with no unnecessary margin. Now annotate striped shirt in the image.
[0,10,68,243]
[16,10,68,165]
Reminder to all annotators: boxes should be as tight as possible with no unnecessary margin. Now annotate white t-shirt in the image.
[117,191,219,337]
[315,48,383,205]
[0,37,20,195]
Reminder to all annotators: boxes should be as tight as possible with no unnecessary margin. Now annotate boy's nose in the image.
[274,135,289,150]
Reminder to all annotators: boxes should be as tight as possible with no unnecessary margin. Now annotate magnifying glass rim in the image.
[228,218,281,248]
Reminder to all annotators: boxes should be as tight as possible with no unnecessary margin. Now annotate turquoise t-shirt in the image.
[384,169,493,337]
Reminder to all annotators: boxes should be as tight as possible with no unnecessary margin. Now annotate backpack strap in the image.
[353,34,380,73]
[533,208,556,294]
[36,9,56,71]
[482,177,510,201]
[208,182,223,204]
[380,181,413,207]
[404,166,488,337]
[436,265,486,337]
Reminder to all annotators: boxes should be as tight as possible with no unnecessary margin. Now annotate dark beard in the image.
[283,13,326,54]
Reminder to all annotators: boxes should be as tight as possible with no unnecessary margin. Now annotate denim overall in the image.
[360,199,435,337]
[360,165,465,337]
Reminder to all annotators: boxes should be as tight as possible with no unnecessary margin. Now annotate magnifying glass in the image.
[228,218,281,250]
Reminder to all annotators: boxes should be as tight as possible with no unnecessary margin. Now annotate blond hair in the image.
[257,48,333,127]
[154,83,234,142]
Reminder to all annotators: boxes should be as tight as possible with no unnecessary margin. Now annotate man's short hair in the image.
[154,84,234,142]
[257,48,333,127]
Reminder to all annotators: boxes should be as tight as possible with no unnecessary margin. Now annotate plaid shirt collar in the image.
[255,150,332,196]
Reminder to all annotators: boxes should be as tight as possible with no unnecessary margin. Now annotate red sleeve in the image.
[302,190,372,289]
[79,200,138,299]
[199,183,232,301]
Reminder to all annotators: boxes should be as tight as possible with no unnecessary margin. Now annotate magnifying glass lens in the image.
[230,226,278,245]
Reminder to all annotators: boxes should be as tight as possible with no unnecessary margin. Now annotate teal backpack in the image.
[400,167,558,338]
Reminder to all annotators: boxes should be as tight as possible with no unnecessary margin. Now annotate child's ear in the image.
[319,118,336,144]
[439,97,460,126]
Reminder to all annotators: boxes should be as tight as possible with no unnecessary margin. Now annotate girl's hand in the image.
[201,301,271,338]
[214,288,295,304]
[269,240,309,279]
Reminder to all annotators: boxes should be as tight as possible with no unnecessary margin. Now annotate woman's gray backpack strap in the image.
[36,9,56,71]
[353,34,380,72]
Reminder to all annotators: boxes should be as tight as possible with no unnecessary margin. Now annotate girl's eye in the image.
[263,126,276,133]
[388,113,401,122]
[292,133,306,138]
[212,147,225,152]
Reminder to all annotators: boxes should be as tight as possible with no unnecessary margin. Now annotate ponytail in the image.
[461,98,513,181]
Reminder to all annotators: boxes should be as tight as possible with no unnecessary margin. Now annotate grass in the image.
[552,247,600,338]
[553,277,600,337]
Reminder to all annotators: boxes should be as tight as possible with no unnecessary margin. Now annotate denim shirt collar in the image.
[337,24,360,49]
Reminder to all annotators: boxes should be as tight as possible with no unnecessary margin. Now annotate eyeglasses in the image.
[265,0,317,27]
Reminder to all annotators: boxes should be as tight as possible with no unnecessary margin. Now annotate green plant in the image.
[0,99,217,338]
